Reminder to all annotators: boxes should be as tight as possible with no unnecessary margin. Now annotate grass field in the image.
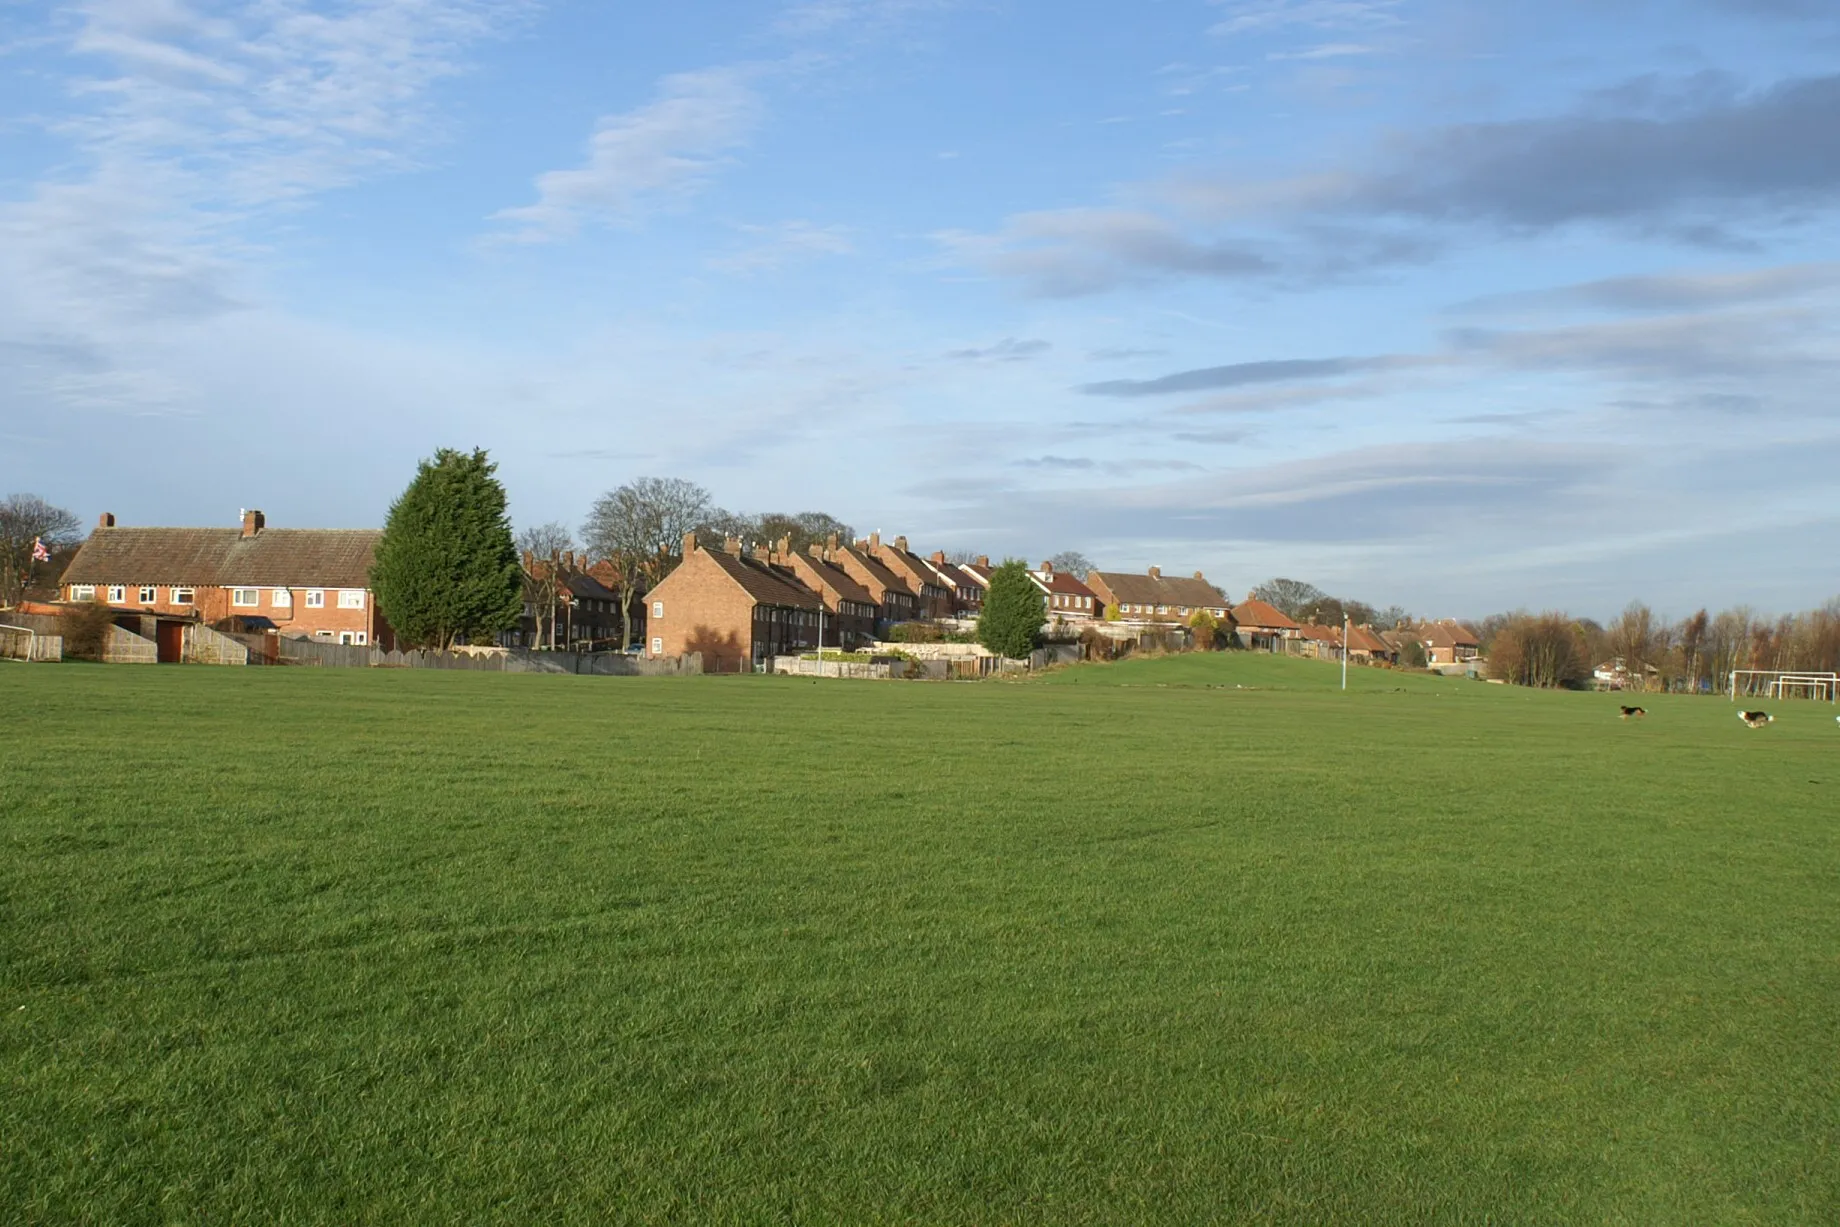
[3,657,1837,1223]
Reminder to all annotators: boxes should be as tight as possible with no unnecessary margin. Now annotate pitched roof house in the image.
[643,534,822,672]
[868,533,953,620]
[1295,622,1345,660]
[829,536,921,629]
[1028,561,1100,621]
[61,510,391,647]
[1085,567,1229,623]
[1418,620,1481,666]
[924,551,984,616]
[1346,624,1395,662]
[512,551,638,651]
[771,539,880,649]
[1226,597,1299,653]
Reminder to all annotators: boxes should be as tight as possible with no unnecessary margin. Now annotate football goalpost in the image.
[1726,669,1840,703]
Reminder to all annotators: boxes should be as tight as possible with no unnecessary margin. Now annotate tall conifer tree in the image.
[977,560,1044,660]
[371,449,523,649]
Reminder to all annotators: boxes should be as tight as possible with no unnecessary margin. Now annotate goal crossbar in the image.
[1727,669,1839,703]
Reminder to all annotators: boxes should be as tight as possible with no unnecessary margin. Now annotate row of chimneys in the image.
[98,509,268,539]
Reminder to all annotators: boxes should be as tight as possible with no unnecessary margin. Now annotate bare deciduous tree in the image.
[1251,577,1328,620]
[1487,613,1592,689]
[516,522,576,650]
[1,494,82,608]
[1046,551,1094,579]
[583,477,712,651]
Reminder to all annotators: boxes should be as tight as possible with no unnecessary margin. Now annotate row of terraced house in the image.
[40,509,1479,671]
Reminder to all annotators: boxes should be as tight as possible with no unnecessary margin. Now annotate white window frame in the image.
[232,588,259,608]
[272,589,291,607]
[72,584,95,600]
[107,585,125,603]
[171,587,195,606]
[304,590,325,609]
[337,589,365,610]
[650,636,663,655]
[652,600,663,619]
[139,585,157,604]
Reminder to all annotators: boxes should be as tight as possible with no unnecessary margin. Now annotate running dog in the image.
[1737,710,1774,728]
[1618,705,1646,719]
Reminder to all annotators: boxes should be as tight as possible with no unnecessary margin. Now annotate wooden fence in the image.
[263,636,702,675]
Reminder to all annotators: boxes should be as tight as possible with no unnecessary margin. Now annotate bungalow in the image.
[1295,622,1344,660]
[1346,624,1396,663]
[1085,567,1229,623]
[644,534,822,672]
[1227,597,1299,653]
[1029,561,1099,621]
[60,510,392,652]
[1419,620,1481,667]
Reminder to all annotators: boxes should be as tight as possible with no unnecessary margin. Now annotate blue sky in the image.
[3,0,1837,618]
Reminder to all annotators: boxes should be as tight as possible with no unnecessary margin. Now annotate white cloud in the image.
[706,220,855,274]
[491,68,763,243]
[1208,0,1403,37]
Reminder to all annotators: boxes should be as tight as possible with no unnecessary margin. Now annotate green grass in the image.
[3,657,1837,1224]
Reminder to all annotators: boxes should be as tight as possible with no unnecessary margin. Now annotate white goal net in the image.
[1726,669,1839,703]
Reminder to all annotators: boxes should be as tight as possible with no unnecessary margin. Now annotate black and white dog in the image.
[1618,705,1646,719]
[1737,710,1774,728]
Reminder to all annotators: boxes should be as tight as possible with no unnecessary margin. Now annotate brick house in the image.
[1029,561,1099,621]
[1085,567,1229,623]
[60,511,392,650]
[1418,620,1481,666]
[511,552,639,651]
[1294,622,1344,660]
[1346,624,1395,663]
[1226,596,1298,652]
[770,539,879,650]
[924,551,984,616]
[644,534,822,672]
[829,536,920,631]
[869,533,953,620]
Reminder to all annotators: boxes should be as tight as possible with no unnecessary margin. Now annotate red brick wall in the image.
[645,552,759,672]
[64,581,385,644]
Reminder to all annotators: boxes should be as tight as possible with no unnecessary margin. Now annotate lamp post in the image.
[1342,612,1350,692]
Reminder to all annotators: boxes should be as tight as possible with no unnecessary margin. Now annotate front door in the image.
[156,621,184,663]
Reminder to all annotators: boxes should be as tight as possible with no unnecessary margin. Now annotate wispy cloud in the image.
[1449,262,1840,316]
[1080,355,1403,396]
[491,67,763,243]
[945,337,1053,362]
[1208,0,1403,37]
[1267,42,1379,60]
[707,220,854,274]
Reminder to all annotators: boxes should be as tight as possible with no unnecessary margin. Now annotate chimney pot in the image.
[1147,565,1160,579]
[99,512,116,528]
[725,536,741,556]
[241,509,265,539]
[894,535,907,552]
[1194,571,1205,581]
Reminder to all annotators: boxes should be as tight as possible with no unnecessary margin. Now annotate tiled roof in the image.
[788,554,875,606]
[1297,622,1342,643]
[703,549,821,609]
[1031,569,1098,599]
[62,526,381,588]
[1419,620,1479,648]
[1227,598,1299,630]
[1090,571,1227,609]
[928,560,977,592]
[1347,625,1392,653]
[563,572,620,602]
[880,547,948,592]
[834,544,908,594]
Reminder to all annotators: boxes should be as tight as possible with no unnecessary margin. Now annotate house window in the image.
[272,589,291,607]
[304,590,325,608]
[172,588,194,605]
[232,588,259,607]
[338,590,364,609]
[314,630,334,640]
[652,600,663,618]
[338,631,369,646]
[139,586,157,604]
[106,585,125,603]
[72,584,95,600]
[650,636,663,655]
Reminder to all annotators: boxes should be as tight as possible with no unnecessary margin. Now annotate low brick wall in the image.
[103,626,158,664]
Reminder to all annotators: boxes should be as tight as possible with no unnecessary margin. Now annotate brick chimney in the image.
[522,550,534,571]
[977,555,989,568]
[98,512,116,528]
[1147,565,1160,579]
[869,531,881,550]
[827,533,839,552]
[681,531,698,555]
[1040,560,1054,575]
[241,509,265,538]
[894,535,908,552]
[724,536,742,557]
[1194,571,1206,581]
[930,550,946,564]
[752,543,770,562]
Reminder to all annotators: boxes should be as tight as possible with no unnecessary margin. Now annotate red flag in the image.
[31,537,51,563]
